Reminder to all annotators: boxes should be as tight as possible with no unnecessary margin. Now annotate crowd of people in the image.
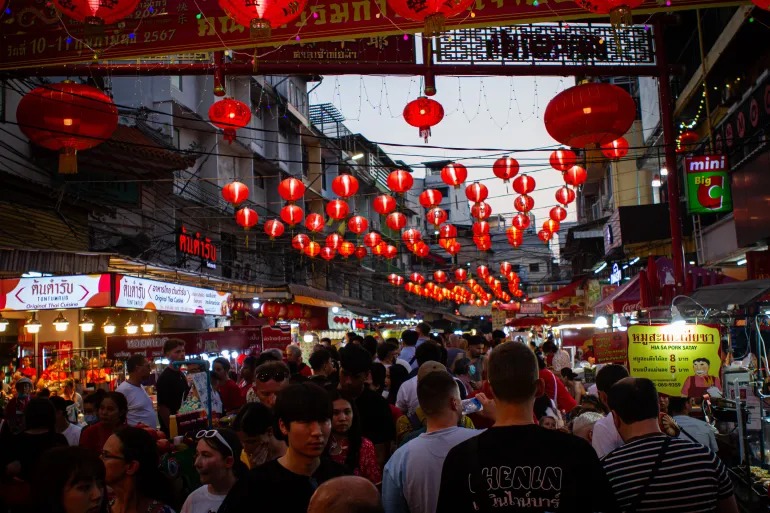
[0,326,740,513]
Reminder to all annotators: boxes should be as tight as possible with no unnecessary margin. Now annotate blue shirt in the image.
[400,346,417,370]
[382,426,480,513]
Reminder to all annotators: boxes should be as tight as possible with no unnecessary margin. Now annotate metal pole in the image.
[654,19,686,290]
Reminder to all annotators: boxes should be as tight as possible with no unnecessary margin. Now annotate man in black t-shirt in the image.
[437,343,616,512]
[338,343,396,467]
[156,338,188,435]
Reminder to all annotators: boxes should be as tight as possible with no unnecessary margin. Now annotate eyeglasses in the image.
[100,451,126,461]
[256,371,287,383]
[196,430,234,457]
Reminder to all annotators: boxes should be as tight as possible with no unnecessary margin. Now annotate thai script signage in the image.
[518,301,543,315]
[0,274,112,311]
[627,324,722,397]
[106,330,249,359]
[592,331,628,364]
[177,225,217,269]
[684,154,732,214]
[114,274,231,316]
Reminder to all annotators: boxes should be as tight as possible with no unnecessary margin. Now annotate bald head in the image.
[308,476,382,513]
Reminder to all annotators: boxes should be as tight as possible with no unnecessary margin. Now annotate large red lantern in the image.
[512,174,536,195]
[472,221,490,237]
[339,241,356,258]
[465,182,489,203]
[389,274,405,286]
[222,181,250,205]
[550,206,567,222]
[493,157,519,182]
[17,81,118,174]
[278,178,305,202]
[386,212,407,231]
[264,219,285,239]
[384,245,398,259]
[555,186,576,206]
[347,215,368,235]
[403,97,444,142]
[354,246,368,259]
[544,82,637,148]
[474,236,492,251]
[387,169,414,194]
[500,262,513,275]
[455,268,468,282]
[281,204,304,226]
[209,98,251,143]
[538,230,552,243]
[363,232,382,248]
[507,227,523,246]
[326,199,349,221]
[575,0,643,28]
[419,189,443,209]
[439,224,457,240]
[372,242,387,257]
[512,214,530,230]
[410,273,426,285]
[544,219,560,233]
[52,0,140,24]
[304,213,325,232]
[434,270,448,283]
[402,228,422,245]
[331,174,359,198]
[304,241,321,258]
[261,301,281,318]
[426,207,448,227]
[386,0,474,36]
[563,165,587,187]
[470,202,492,220]
[325,233,343,251]
[476,265,490,279]
[218,0,308,38]
[320,247,336,261]
[373,195,397,215]
[549,149,577,172]
[601,137,629,159]
[447,241,461,255]
[513,194,535,213]
[235,207,258,229]
[677,130,699,153]
[441,163,468,189]
[292,234,310,251]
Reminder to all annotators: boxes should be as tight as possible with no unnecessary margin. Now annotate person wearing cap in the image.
[4,376,33,433]
[571,411,604,443]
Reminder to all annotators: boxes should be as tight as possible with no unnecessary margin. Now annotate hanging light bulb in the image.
[0,314,9,333]
[79,315,95,332]
[25,313,42,334]
[103,317,117,335]
[651,174,662,187]
[53,312,70,332]
[125,318,139,335]
[141,315,155,333]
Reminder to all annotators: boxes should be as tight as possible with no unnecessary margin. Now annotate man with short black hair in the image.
[116,354,158,428]
[415,322,431,347]
[490,329,506,348]
[602,378,737,513]
[399,330,419,371]
[50,396,81,445]
[309,349,335,386]
[668,395,718,451]
[437,343,614,512]
[320,337,332,347]
[591,363,630,457]
[466,336,486,385]
[396,342,443,415]
[156,339,188,434]
[213,356,244,413]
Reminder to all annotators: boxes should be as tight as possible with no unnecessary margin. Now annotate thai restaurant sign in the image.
[106,330,249,359]
[114,274,231,316]
[0,274,112,311]
[231,324,292,354]
[627,324,722,398]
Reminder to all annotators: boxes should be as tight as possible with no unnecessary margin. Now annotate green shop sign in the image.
[684,154,732,214]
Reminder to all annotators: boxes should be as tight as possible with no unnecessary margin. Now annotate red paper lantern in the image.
[363,232,382,248]
[465,182,489,203]
[222,181,250,205]
[286,304,303,319]
[545,83,636,149]
[474,236,492,251]
[320,247,336,261]
[470,202,492,220]
[209,98,251,143]
[563,165,587,187]
[264,219,285,239]
[575,0,643,28]
[305,213,325,232]
[281,204,304,226]
[493,156,520,182]
[753,0,770,9]
[500,262,513,275]
[373,194,397,215]
[447,241,461,255]
[354,246,368,259]
[426,207,448,227]
[261,301,281,318]
[555,186,576,206]
[434,270,448,283]
[326,199,349,220]
[386,212,407,231]
[292,234,310,251]
[389,274,405,286]
[507,227,523,248]
[410,272,426,285]
[550,206,567,222]
[52,0,140,24]
[538,230,552,243]
[403,97,444,142]
[454,268,468,282]
[235,207,258,229]
[387,169,414,194]
[476,265,490,279]
[304,241,321,258]
[331,174,359,198]
[372,242,387,257]
[278,178,305,202]
[384,245,398,259]
[348,215,368,234]
[514,195,535,213]
[601,137,629,159]
[511,214,529,231]
[339,241,356,258]
[386,0,474,35]
[677,130,699,153]
[472,221,490,237]
[17,81,118,174]
[325,233,343,251]
[414,242,430,258]
[419,189,443,209]
[439,224,457,240]
[218,0,308,38]
[402,228,422,245]
[441,163,468,189]
[512,174,536,195]
[544,219,560,233]
[549,149,578,172]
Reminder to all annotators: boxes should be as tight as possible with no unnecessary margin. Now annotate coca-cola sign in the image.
[0,274,112,311]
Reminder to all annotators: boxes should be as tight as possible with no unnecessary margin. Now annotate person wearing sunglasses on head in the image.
[182,428,245,513]
[245,361,290,408]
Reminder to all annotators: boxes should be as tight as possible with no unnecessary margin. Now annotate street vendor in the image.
[680,357,722,398]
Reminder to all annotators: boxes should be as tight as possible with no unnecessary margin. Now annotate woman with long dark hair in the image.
[102,426,176,513]
[80,391,128,456]
[325,390,381,484]
[32,446,109,513]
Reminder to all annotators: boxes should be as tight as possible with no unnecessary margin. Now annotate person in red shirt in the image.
[537,353,577,413]
[238,356,258,402]
[79,391,127,456]
[285,345,312,378]
[213,357,245,414]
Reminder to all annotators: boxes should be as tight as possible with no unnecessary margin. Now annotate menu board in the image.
[627,325,722,397]
[592,332,628,365]
[114,274,231,316]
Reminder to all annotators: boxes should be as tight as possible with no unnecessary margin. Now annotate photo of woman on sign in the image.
[681,357,722,398]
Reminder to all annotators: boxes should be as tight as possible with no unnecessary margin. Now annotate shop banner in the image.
[684,155,732,214]
[106,330,248,359]
[226,324,292,354]
[519,302,543,315]
[0,0,740,71]
[592,331,628,364]
[627,324,722,398]
[114,274,231,316]
[0,274,112,311]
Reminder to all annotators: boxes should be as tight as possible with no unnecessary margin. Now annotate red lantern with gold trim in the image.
[326,200,349,221]
[426,207,448,227]
[339,241,356,258]
[555,186,576,206]
[363,232,382,248]
[601,137,629,159]
[386,0,474,36]
[278,178,305,203]
[264,219,285,239]
[218,0,309,38]
[514,195,535,213]
[403,97,444,142]
[347,215,368,235]
[493,156,519,182]
[235,207,258,229]
[222,181,250,206]
[331,174,359,198]
[386,212,407,231]
[563,165,587,187]
[549,149,577,172]
[465,182,489,203]
[325,233,343,251]
[441,163,468,189]
[209,98,251,143]
[419,189,443,209]
[281,204,304,226]
[304,241,321,258]
[550,206,567,222]
[52,0,140,25]
[373,194,397,215]
[387,169,414,194]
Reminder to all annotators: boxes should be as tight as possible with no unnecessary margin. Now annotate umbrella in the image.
[506,316,551,328]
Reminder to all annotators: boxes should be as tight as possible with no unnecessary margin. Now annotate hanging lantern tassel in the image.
[420,126,431,143]
[223,128,236,144]
[251,19,272,38]
[59,147,78,174]
[609,6,633,29]
[423,13,446,37]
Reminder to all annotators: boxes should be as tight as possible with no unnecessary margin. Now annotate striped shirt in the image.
[602,434,733,512]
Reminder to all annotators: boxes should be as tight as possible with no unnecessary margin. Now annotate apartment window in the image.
[254,173,265,190]
[435,186,449,198]
[173,128,181,148]
[529,263,540,273]
[170,76,182,91]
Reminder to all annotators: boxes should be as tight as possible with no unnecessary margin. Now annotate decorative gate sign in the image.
[0,274,112,311]
[684,154,732,214]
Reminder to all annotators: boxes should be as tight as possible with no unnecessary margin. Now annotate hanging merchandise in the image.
[281,204,304,226]
[563,165,587,187]
[465,182,489,203]
[278,177,306,202]
[222,181,250,206]
[492,156,520,182]
[209,98,251,143]
[331,174,359,198]
[339,241,356,258]
[17,81,118,174]
[512,174,536,195]
[347,215,368,234]
[549,148,578,172]
[426,207,448,227]
[601,137,629,159]
[52,0,140,24]
[326,199,350,220]
[419,189,444,209]
[387,169,414,193]
[218,0,309,38]
[555,186,576,206]
[403,97,445,142]
[513,194,535,213]
[304,213,325,233]
[373,194,397,215]
[235,207,258,229]
[264,219,285,239]
[386,212,407,231]
[550,206,568,222]
[470,202,492,220]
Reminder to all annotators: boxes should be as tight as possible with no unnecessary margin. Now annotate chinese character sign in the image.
[684,155,732,214]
